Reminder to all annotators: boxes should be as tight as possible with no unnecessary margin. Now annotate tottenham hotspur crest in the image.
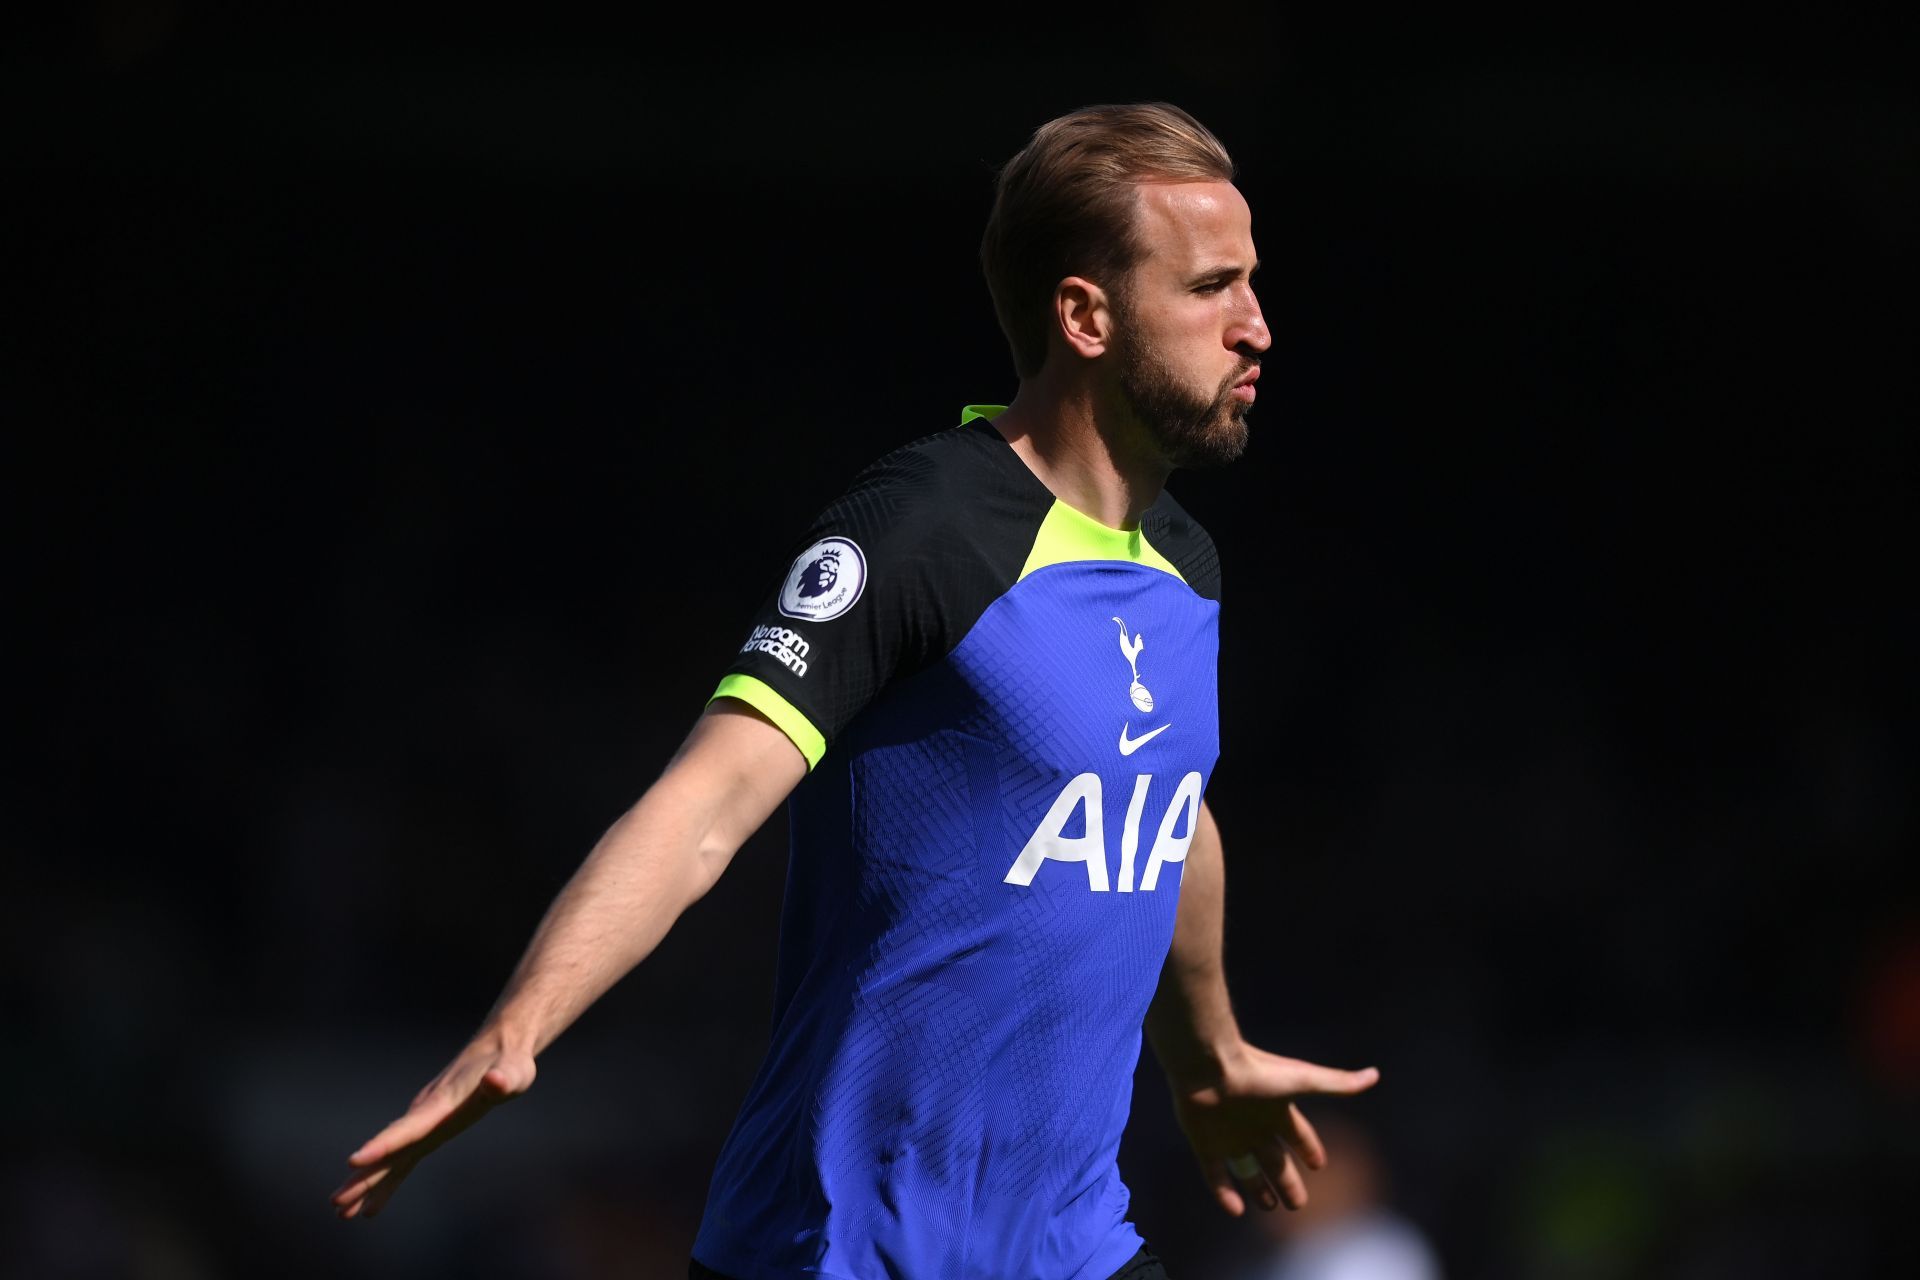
[1113,617,1171,755]
[1113,617,1153,712]
[779,536,868,621]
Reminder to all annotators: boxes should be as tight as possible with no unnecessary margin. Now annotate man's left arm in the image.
[1143,799,1380,1215]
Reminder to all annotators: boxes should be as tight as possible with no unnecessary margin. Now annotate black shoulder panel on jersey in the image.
[718,417,1054,757]
[1143,487,1222,601]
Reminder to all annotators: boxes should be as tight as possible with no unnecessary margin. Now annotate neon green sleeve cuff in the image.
[709,673,827,770]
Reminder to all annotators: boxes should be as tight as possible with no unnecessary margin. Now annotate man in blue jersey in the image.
[335,102,1378,1279]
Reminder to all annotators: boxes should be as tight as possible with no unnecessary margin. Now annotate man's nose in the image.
[1232,299,1272,356]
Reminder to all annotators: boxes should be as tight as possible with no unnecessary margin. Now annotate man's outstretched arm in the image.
[331,699,806,1220]
[1144,799,1380,1217]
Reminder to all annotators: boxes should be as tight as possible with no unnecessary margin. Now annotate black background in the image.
[7,8,1915,1278]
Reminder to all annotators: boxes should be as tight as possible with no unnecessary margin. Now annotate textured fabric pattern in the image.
[690,1243,1170,1280]
[716,419,1052,755]
[697,416,1221,1280]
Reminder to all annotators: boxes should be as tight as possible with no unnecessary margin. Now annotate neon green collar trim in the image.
[1018,497,1185,583]
[960,403,1184,584]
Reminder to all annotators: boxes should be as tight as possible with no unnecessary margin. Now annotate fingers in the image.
[335,1049,537,1222]
[349,1053,535,1168]
[360,1085,492,1168]
[1235,1143,1305,1212]
[348,1100,457,1169]
[1279,1101,1327,1170]
[1225,1151,1277,1212]
[333,1159,411,1220]
[1202,1155,1247,1217]
[1259,1141,1308,1210]
[1283,1060,1381,1098]
[359,1163,415,1219]
[331,1163,394,1209]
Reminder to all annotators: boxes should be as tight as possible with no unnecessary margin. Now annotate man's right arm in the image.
[331,698,806,1220]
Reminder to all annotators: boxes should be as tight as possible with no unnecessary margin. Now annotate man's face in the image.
[1110,181,1269,468]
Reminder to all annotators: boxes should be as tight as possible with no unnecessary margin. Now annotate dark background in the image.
[6,8,1915,1278]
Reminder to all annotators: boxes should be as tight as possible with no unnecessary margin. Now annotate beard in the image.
[1114,328,1254,469]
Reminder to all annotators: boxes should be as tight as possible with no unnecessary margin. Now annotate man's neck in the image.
[990,379,1170,530]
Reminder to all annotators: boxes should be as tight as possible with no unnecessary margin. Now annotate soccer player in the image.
[333,102,1379,1279]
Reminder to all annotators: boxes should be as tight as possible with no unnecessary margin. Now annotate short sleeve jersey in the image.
[694,406,1223,1280]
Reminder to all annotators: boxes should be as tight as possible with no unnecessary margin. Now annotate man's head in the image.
[981,103,1270,467]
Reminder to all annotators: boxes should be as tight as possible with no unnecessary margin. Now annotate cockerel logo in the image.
[1112,617,1153,713]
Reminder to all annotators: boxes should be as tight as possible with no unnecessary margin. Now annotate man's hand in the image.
[328,701,804,1224]
[331,1035,536,1220]
[1167,1042,1379,1216]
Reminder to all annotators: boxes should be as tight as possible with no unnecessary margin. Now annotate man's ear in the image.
[1053,276,1114,361]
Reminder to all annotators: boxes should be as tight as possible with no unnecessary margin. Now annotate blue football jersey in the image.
[695,406,1222,1280]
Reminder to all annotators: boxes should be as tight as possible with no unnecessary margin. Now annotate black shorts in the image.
[689,1243,1170,1280]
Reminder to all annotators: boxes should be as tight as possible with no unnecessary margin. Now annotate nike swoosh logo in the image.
[1117,723,1171,756]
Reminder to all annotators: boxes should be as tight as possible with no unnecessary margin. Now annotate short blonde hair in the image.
[981,103,1236,378]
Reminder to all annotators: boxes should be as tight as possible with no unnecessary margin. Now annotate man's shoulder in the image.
[1143,488,1222,601]
[848,419,1025,497]
[828,420,1045,548]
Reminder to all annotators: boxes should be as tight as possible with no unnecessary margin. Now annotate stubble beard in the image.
[1114,328,1254,470]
